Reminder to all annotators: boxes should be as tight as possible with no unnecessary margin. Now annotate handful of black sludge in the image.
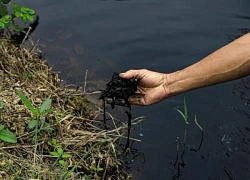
[99,72,137,110]
[99,72,138,153]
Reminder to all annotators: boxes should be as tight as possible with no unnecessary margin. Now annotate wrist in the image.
[164,70,189,97]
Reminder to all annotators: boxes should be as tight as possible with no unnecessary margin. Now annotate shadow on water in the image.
[10,16,40,44]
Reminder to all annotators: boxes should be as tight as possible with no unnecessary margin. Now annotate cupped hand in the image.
[120,69,169,105]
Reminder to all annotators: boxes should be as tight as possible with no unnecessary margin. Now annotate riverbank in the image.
[0,37,131,179]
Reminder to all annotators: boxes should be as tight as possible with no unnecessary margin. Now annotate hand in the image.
[120,69,169,105]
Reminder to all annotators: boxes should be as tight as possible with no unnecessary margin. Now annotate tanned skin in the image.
[120,33,250,106]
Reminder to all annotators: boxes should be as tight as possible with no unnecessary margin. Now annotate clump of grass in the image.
[0,38,132,179]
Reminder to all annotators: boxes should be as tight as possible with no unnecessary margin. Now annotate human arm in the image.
[120,33,250,105]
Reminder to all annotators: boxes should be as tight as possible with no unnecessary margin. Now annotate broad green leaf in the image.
[0,15,11,24]
[48,141,52,146]
[57,147,63,156]
[0,129,17,143]
[20,14,28,23]
[16,89,35,115]
[0,101,6,107]
[40,108,54,116]
[21,7,35,15]
[28,120,37,129]
[8,22,22,32]
[13,3,20,14]
[0,22,4,29]
[27,15,34,21]
[62,154,71,158]
[90,165,96,171]
[14,11,21,18]
[52,138,57,145]
[1,0,11,4]
[0,4,8,16]
[50,151,59,157]
[59,160,65,166]
[0,125,4,131]
[40,99,52,114]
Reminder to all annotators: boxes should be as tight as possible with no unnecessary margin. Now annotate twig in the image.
[21,26,32,47]
[192,115,204,152]
[29,38,40,52]
[183,124,188,149]
[194,114,203,131]
[174,137,179,167]
[83,69,88,93]
[102,99,107,129]
[102,156,110,180]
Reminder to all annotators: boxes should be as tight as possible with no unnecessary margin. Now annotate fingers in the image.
[119,69,144,79]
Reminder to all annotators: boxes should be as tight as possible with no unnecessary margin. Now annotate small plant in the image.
[48,138,71,168]
[0,100,16,143]
[16,88,54,176]
[90,165,104,172]
[0,0,35,33]
[16,89,54,134]
[0,124,17,143]
[176,96,189,124]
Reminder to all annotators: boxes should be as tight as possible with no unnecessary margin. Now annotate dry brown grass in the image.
[0,38,133,180]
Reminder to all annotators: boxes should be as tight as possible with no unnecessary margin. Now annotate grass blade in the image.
[184,96,188,120]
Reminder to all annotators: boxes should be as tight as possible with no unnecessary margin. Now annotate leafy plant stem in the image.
[52,155,61,168]
[32,112,39,178]
[65,140,110,179]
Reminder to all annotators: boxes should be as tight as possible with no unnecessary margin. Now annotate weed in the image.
[175,96,189,124]
[0,0,35,33]
[0,124,17,143]
[16,89,54,134]
[90,165,104,172]
[16,89,54,178]
[0,100,17,143]
[48,138,72,168]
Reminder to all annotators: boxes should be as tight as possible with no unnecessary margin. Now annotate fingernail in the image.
[120,73,125,77]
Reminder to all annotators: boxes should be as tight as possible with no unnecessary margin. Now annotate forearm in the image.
[166,33,250,96]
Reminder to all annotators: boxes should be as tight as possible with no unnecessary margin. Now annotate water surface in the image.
[18,0,250,179]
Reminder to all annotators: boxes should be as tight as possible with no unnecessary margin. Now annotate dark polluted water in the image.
[17,0,250,179]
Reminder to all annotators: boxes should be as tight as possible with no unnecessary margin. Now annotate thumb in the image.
[119,70,138,79]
